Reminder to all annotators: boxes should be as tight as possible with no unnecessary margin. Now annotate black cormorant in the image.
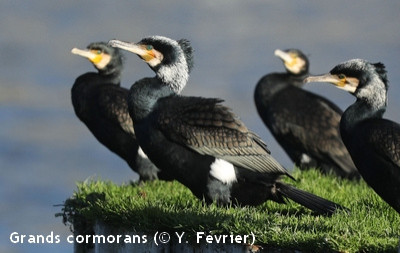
[109,37,347,215]
[71,42,164,181]
[304,59,400,213]
[254,49,359,179]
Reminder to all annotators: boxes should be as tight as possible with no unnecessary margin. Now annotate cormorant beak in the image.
[71,48,96,61]
[108,40,143,55]
[71,47,110,69]
[304,74,358,93]
[274,49,293,63]
[108,39,162,67]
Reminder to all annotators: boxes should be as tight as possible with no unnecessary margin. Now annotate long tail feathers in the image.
[277,183,349,216]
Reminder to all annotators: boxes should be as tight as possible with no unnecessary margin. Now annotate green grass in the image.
[58,169,400,252]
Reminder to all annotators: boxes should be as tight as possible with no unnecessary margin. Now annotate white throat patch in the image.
[285,57,306,75]
[148,57,162,68]
[210,159,237,184]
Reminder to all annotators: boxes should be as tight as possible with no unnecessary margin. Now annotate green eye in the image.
[338,74,346,79]
[146,45,153,50]
[97,50,102,54]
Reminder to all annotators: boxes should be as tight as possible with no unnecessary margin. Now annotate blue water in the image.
[1,2,400,252]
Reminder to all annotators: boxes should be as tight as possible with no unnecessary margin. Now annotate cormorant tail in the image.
[276,183,348,216]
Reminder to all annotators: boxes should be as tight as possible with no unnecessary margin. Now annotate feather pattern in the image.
[97,85,135,137]
[155,96,288,175]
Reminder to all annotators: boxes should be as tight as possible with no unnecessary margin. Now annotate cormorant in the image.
[71,42,164,181]
[254,49,359,179]
[109,37,347,215]
[304,59,400,213]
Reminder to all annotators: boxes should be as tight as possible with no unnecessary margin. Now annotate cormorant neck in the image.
[341,97,386,135]
[128,78,174,121]
[99,68,122,85]
[288,71,308,88]
[340,68,388,136]
[155,59,189,94]
[356,73,388,112]
[255,72,307,103]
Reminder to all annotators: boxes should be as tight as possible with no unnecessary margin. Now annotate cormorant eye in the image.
[146,45,153,50]
[338,74,346,79]
[97,50,102,54]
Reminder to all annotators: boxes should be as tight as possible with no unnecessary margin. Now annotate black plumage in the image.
[109,37,347,215]
[254,49,359,179]
[71,42,166,181]
[305,59,400,213]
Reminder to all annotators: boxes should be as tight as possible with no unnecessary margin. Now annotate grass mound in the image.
[58,169,400,252]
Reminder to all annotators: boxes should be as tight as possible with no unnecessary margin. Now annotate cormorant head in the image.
[304,59,389,112]
[108,36,194,94]
[71,42,123,75]
[274,49,309,75]
[304,59,388,96]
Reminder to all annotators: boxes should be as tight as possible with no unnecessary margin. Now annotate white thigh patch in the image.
[138,147,148,159]
[300,153,311,163]
[210,159,237,184]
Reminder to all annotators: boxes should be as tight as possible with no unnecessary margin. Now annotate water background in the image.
[1,1,399,252]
